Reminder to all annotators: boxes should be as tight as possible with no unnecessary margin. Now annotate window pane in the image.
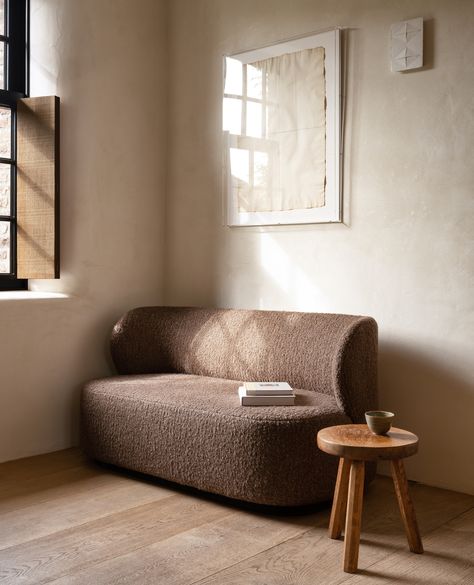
[0,163,10,215]
[246,101,262,138]
[223,97,242,135]
[247,65,262,100]
[230,147,249,184]
[0,220,10,273]
[0,42,4,90]
[0,0,4,37]
[0,107,11,158]
[224,57,243,96]
[254,151,269,187]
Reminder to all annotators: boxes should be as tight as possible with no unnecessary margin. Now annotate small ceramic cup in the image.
[365,410,394,435]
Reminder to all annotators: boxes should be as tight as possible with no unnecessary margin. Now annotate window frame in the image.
[224,29,342,227]
[223,62,270,196]
[0,0,29,291]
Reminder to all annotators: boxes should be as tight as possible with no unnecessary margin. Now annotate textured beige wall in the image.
[0,0,167,462]
[166,0,474,494]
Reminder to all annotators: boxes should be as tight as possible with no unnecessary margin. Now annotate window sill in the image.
[0,291,69,301]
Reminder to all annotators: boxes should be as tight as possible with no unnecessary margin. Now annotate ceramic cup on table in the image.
[365,411,394,435]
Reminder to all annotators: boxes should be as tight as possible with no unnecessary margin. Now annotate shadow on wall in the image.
[70,306,129,446]
[378,340,474,493]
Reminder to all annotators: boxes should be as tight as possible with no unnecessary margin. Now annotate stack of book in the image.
[238,382,295,406]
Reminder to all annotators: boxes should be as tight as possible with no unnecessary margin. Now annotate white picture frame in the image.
[223,29,341,227]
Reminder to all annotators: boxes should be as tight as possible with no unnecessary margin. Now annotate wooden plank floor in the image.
[0,449,473,584]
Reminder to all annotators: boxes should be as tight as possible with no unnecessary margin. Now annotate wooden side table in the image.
[317,424,423,573]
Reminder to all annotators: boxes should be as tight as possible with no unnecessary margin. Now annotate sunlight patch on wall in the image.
[259,233,328,311]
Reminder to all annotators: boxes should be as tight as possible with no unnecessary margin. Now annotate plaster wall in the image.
[166,0,474,494]
[0,0,167,461]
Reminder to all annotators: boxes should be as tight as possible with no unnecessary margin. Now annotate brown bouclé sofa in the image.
[81,307,378,507]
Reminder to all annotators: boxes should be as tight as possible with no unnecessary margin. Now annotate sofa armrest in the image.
[110,308,174,374]
[333,317,378,422]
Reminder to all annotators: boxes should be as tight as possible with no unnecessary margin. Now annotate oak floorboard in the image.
[0,470,175,550]
[0,466,100,507]
[0,495,233,585]
[0,462,174,514]
[0,449,85,485]
[0,450,473,585]
[348,508,474,584]
[193,480,474,585]
[46,509,326,585]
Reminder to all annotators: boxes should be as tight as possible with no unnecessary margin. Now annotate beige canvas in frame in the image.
[224,29,341,226]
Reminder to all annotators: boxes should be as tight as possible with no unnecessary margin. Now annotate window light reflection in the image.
[246,101,262,138]
[223,97,242,135]
[224,57,243,96]
[247,64,263,99]
[254,152,269,187]
[230,148,249,184]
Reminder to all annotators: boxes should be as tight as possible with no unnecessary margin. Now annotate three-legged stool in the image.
[317,424,423,573]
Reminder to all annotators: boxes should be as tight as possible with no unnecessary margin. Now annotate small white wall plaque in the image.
[390,17,423,72]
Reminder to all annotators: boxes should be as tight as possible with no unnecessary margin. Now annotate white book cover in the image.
[238,387,295,406]
[243,381,293,395]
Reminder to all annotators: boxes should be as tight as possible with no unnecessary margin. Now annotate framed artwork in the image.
[223,29,341,226]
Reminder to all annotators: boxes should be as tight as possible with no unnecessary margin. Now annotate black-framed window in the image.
[0,0,28,291]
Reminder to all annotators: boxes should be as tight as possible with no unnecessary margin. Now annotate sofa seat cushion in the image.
[82,373,351,506]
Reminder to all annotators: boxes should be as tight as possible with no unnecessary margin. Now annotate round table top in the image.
[317,424,419,461]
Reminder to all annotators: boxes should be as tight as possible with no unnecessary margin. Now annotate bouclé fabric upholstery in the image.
[81,307,378,506]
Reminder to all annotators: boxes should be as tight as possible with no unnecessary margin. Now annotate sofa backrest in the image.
[110,306,377,422]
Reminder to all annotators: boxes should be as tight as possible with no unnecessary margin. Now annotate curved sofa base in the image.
[82,373,356,507]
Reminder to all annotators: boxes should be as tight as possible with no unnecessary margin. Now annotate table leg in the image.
[329,457,351,539]
[391,459,424,554]
[343,460,365,573]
